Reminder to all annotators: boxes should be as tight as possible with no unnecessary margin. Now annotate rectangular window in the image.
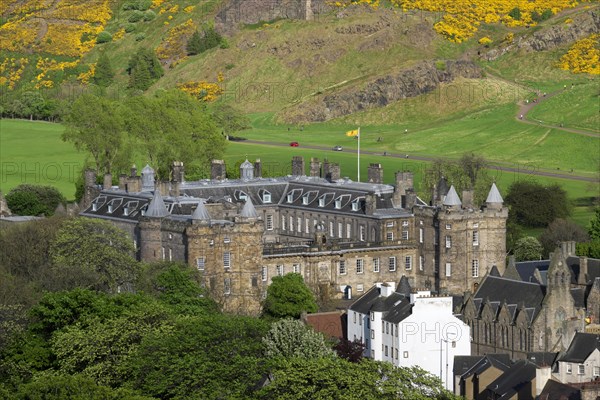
[196,257,205,271]
[360,226,366,241]
[473,230,479,246]
[261,266,268,282]
[388,257,396,272]
[353,312,357,324]
[282,216,287,231]
[446,223,452,230]
[593,366,599,376]
[371,312,374,321]
[297,217,302,233]
[329,221,334,237]
[403,351,409,358]
[386,221,394,227]
[385,322,389,334]
[386,232,394,241]
[473,223,479,228]
[472,260,479,278]
[385,346,388,357]
[373,258,380,273]
[293,263,301,274]
[357,284,364,292]
[445,236,452,249]
[276,265,284,276]
[566,363,572,374]
[161,247,165,260]
[339,260,346,275]
[419,256,424,271]
[289,216,294,232]
[266,215,273,230]
[405,256,412,270]
[445,262,452,277]
[223,251,231,269]
[356,259,364,274]
[371,330,374,339]
[395,348,398,359]
[224,278,231,295]
[402,220,409,227]
[224,237,231,244]
[402,230,409,240]
[578,364,585,375]
[346,223,351,239]
[305,218,310,234]
[419,228,424,243]
[338,222,343,238]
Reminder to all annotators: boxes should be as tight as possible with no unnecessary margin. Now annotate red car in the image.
[290,141,299,147]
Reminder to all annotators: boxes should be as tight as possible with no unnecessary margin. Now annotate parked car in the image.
[333,145,343,151]
[290,141,299,147]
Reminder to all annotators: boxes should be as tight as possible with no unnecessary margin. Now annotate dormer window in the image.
[319,198,325,207]
[302,196,309,205]
[352,201,359,211]
[287,194,294,203]
[263,193,271,203]
[123,207,129,216]
[92,203,98,211]
[107,205,113,213]
[335,199,342,209]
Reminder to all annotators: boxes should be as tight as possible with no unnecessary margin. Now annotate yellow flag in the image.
[346,129,359,137]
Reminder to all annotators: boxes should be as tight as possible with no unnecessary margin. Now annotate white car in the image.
[333,145,343,151]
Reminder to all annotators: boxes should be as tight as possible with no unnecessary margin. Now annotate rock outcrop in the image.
[282,60,482,123]
[485,9,599,61]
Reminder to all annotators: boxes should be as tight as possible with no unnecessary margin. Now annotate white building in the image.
[554,332,600,384]
[347,277,471,391]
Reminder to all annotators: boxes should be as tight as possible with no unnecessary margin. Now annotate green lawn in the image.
[1,119,596,228]
[0,119,83,200]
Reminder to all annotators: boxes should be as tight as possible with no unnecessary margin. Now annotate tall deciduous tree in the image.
[263,273,317,319]
[505,181,571,228]
[63,94,127,175]
[50,218,140,293]
[513,236,543,261]
[539,218,589,257]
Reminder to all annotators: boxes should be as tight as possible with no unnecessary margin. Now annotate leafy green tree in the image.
[262,318,334,358]
[5,184,65,217]
[508,7,522,20]
[209,103,251,136]
[255,358,459,400]
[505,181,571,228]
[127,314,269,399]
[123,89,226,179]
[93,52,114,87]
[539,218,589,257]
[514,236,543,261]
[588,208,600,240]
[576,240,600,258]
[63,94,127,175]
[334,338,366,362]
[263,273,318,319]
[50,218,140,293]
[127,47,164,90]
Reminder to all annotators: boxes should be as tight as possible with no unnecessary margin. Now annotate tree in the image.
[63,94,127,175]
[539,219,589,257]
[588,208,600,240]
[263,273,317,319]
[93,52,114,87]
[334,338,366,362]
[209,103,251,137]
[513,236,543,261]
[186,30,203,55]
[262,318,334,359]
[127,47,164,90]
[505,181,571,228]
[5,184,65,217]
[255,357,460,400]
[123,89,226,179]
[576,240,600,258]
[50,218,140,292]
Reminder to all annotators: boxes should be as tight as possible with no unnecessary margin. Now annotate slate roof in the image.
[486,183,504,204]
[472,275,545,322]
[145,190,169,218]
[558,333,600,363]
[539,380,581,400]
[453,355,483,376]
[526,352,558,367]
[460,354,511,380]
[191,200,210,221]
[240,197,258,218]
[348,282,413,324]
[514,256,600,286]
[443,185,462,207]
[485,360,537,399]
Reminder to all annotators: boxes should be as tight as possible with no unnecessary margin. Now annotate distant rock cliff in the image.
[282,60,483,123]
[215,0,331,34]
[485,9,599,60]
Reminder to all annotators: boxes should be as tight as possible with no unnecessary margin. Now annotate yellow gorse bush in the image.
[178,81,224,102]
[156,19,196,63]
[558,34,600,74]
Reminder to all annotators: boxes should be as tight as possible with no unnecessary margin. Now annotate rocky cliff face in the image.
[215,0,331,34]
[281,60,483,123]
[485,9,599,61]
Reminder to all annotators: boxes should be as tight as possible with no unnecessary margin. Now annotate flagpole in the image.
[357,127,361,182]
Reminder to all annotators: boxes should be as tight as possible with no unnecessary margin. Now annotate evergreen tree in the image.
[186,30,203,55]
[93,52,114,87]
[127,48,164,91]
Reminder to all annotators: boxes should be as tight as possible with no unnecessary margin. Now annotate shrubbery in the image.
[96,31,113,44]
[5,184,65,216]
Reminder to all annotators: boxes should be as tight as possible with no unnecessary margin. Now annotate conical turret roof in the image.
[145,189,169,218]
[192,199,210,221]
[443,185,462,207]
[240,197,258,218]
[486,183,504,204]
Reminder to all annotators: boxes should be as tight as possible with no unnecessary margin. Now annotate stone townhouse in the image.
[81,156,507,314]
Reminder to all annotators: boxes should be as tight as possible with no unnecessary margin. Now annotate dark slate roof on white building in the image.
[558,333,600,363]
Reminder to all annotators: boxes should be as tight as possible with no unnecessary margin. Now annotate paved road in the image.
[237,139,599,183]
